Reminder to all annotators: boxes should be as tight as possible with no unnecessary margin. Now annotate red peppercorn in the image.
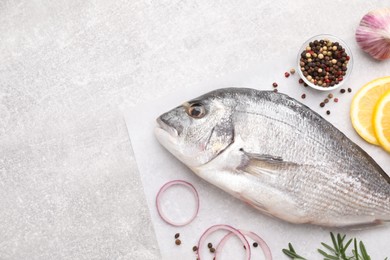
[346,56,350,60]
[272,82,278,88]
[338,77,343,81]
[334,98,339,102]
[301,93,306,99]
[284,72,290,78]
[298,79,304,84]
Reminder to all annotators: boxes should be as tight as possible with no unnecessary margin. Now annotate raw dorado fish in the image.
[155,88,390,227]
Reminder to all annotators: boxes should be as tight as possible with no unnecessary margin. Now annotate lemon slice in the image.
[350,76,390,145]
[373,89,390,152]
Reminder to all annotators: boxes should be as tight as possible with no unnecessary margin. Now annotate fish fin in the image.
[238,148,299,177]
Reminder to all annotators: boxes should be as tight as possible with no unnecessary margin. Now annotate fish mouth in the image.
[156,117,178,137]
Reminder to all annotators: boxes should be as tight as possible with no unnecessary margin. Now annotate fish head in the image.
[155,93,235,168]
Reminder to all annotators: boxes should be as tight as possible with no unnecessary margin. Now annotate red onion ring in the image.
[197,224,251,260]
[215,229,272,260]
[155,180,199,226]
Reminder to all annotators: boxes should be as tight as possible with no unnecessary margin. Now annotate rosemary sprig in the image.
[318,232,353,259]
[282,232,386,260]
[282,243,307,260]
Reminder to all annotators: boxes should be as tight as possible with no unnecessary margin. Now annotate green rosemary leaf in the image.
[318,249,339,260]
[359,241,370,260]
[337,233,346,247]
[289,243,296,253]
[343,238,353,254]
[282,248,307,260]
[282,249,297,258]
[282,244,307,260]
[321,242,337,253]
[354,239,359,260]
[338,233,348,258]
[330,232,339,253]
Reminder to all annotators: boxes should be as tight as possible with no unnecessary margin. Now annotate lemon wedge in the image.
[373,89,390,152]
[350,76,390,145]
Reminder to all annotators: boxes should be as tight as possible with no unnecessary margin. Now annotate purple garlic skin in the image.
[356,8,390,60]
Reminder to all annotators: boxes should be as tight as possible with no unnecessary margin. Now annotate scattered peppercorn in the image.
[207,243,213,249]
[273,89,278,93]
[290,68,296,74]
[272,82,278,88]
[326,110,331,115]
[298,78,304,84]
[340,89,346,93]
[334,98,339,102]
[301,93,306,99]
[328,93,333,99]
[324,98,329,104]
[285,72,290,78]
[253,242,258,248]
[192,246,198,252]
[210,248,215,253]
[175,239,181,245]
[320,102,325,108]
[348,88,352,93]
[174,233,180,239]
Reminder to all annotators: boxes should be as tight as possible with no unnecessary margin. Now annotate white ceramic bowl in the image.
[297,34,353,91]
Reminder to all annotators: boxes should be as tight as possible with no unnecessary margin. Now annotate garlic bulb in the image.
[355,8,390,60]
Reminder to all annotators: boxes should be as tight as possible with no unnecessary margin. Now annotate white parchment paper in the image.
[125,57,390,259]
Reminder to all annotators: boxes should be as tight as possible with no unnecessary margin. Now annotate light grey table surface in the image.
[1,1,389,259]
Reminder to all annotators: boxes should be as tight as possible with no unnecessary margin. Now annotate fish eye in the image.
[186,103,206,119]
